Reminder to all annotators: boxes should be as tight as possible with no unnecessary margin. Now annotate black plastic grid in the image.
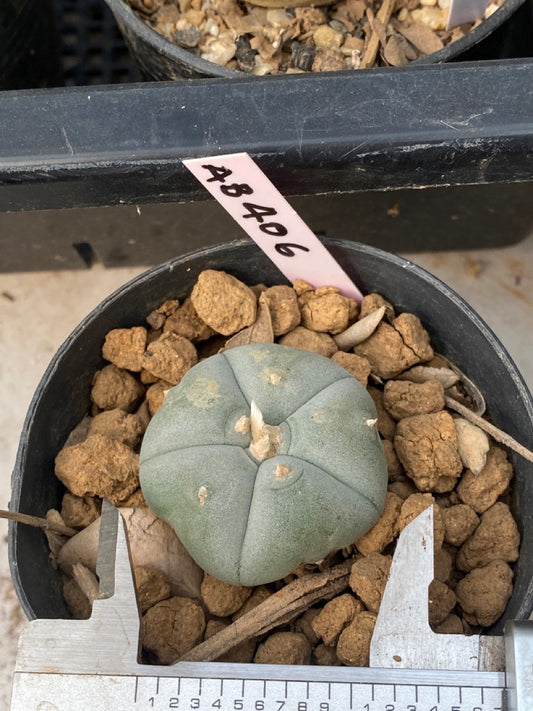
[53,0,140,85]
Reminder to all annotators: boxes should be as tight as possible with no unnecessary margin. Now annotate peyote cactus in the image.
[140,343,387,586]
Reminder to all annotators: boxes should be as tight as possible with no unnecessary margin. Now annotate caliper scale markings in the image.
[130,675,503,710]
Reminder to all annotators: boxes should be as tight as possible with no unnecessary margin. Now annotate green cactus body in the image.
[140,343,387,586]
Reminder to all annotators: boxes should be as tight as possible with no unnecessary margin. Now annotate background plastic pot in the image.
[102,0,527,80]
[9,239,533,634]
[0,0,62,90]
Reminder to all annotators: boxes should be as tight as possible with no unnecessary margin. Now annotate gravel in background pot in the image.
[102,0,525,78]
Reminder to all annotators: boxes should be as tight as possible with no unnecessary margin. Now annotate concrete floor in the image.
[0,235,532,708]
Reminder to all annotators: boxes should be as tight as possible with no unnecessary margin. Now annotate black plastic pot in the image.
[0,0,62,90]
[103,0,527,80]
[9,239,533,633]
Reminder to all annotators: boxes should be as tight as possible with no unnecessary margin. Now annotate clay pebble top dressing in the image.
[140,343,388,586]
[49,271,521,666]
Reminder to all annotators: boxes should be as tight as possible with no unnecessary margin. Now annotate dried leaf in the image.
[223,294,274,349]
[383,33,410,65]
[396,365,460,389]
[438,355,486,416]
[445,384,475,410]
[334,306,386,350]
[396,20,445,54]
[57,518,101,574]
[63,415,92,448]
[58,508,204,600]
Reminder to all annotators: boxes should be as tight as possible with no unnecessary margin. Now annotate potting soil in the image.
[51,269,519,666]
[126,0,507,75]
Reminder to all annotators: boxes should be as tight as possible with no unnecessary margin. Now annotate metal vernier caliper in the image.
[11,502,533,710]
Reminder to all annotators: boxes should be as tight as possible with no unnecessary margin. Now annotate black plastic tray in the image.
[52,0,141,85]
[1,0,533,269]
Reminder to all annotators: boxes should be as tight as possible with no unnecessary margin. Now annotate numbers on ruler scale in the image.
[135,677,503,711]
[201,164,310,258]
[143,700,500,711]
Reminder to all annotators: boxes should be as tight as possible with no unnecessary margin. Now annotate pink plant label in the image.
[447,0,490,29]
[183,152,364,302]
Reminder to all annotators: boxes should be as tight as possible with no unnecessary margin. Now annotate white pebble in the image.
[253,56,276,76]
[411,6,447,30]
[313,24,344,50]
[201,34,236,65]
[204,17,219,37]
[454,418,490,475]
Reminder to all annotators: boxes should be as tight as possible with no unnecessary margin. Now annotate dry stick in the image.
[0,509,77,537]
[360,0,396,69]
[72,562,100,604]
[180,559,353,663]
[445,396,533,464]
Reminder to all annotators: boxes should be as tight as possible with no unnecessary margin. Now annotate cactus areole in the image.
[140,343,388,586]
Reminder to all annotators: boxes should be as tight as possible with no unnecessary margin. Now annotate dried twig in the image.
[445,397,533,464]
[179,559,353,662]
[0,509,77,537]
[361,0,396,69]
